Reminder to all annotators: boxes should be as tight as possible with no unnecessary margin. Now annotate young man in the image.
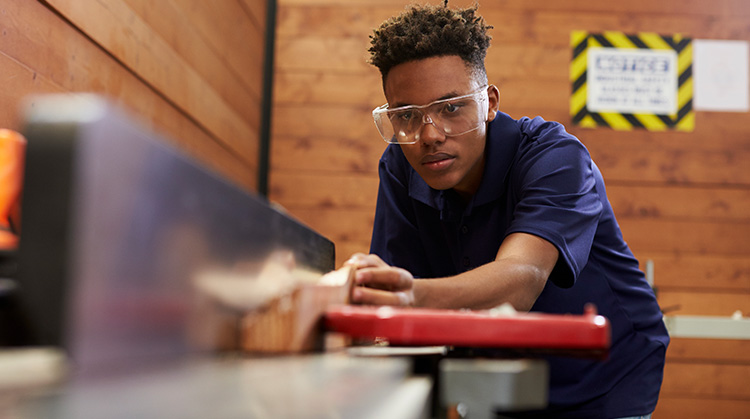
[345,3,669,419]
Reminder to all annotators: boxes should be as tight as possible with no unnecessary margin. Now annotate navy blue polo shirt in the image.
[369,112,669,418]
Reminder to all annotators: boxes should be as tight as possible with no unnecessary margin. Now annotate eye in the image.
[441,101,463,114]
[391,110,413,122]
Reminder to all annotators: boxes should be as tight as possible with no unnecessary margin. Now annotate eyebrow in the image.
[391,91,464,109]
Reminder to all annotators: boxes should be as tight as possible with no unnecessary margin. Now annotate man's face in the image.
[383,55,499,199]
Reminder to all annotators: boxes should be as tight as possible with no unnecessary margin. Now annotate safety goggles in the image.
[372,86,489,144]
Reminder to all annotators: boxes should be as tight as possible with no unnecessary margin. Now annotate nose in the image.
[415,113,444,145]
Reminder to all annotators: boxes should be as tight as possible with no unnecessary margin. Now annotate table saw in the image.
[2,95,611,419]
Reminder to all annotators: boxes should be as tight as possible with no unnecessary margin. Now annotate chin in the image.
[422,175,459,191]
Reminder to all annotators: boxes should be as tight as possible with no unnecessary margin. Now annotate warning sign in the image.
[587,47,677,114]
[570,31,693,131]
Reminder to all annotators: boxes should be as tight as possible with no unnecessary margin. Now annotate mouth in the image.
[421,152,455,170]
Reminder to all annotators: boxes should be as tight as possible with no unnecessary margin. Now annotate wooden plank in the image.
[273,70,385,108]
[269,172,379,208]
[276,5,400,38]
[270,136,386,174]
[278,0,750,17]
[573,113,750,152]
[275,37,371,72]
[277,0,479,9]
[121,0,262,118]
[170,0,265,101]
[279,207,375,247]
[0,53,65,130]
[587,146,750,186]
[635,252,750,291]
[607,185,750,221]
[654,397,750,419]
[44,0,260,166]
[272,104,374,139]
[276,6,750,46]
[492,0,750,16]
[661,362,750,399]
[667,338,750,363]
[1,1,256,190]
[236,0,267,37]
[657,289,750,316]
[527,10,750,42]
[620,219,750,255]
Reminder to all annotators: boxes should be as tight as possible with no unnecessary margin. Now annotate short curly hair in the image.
[369,2,492,83]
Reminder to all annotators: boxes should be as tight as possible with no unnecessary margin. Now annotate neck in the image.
[452,152,485,202]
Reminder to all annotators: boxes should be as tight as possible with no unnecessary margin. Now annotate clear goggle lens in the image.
[372,86,489,144]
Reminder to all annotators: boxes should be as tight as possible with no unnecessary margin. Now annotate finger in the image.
[351,286,411,307]
[355,267,413,291]
[344,253,386,269]
[344,253,367,267]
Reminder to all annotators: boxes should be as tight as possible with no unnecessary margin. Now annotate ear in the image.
[486,84,500,122]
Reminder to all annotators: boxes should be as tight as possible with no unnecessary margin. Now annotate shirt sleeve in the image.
[506,117,603,288]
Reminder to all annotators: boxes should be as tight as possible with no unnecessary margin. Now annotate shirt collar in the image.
[473,111,522,206]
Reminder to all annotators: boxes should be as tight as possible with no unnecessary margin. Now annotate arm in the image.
[348,231,558,311]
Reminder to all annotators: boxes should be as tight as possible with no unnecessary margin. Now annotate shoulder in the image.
[516,116,578,144]
[488,113,586,153]
[503,116,597,194]
[513,115,591,161]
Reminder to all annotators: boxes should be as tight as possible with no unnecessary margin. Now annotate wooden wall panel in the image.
[270,0,750,261]
[43,0,259,167]
[122,0,264,126]
[270,172,378,207]
[272,1,750,417]
[654,398,750,419]
[271,136,386,173]
[0,0,265,191]
[172,0,266,102]
[662,362,750,399]
[667,338,750,363]
[638,253,750,291]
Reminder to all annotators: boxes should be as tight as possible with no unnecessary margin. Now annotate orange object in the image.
[0,129,26,249]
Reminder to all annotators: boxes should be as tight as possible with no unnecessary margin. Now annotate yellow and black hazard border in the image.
[570,31,694,131]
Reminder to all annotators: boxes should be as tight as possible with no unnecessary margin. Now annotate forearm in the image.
[412,258,549,311]
[349,233,557,310]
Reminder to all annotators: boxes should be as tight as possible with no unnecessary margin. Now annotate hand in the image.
[344,253,415,307]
